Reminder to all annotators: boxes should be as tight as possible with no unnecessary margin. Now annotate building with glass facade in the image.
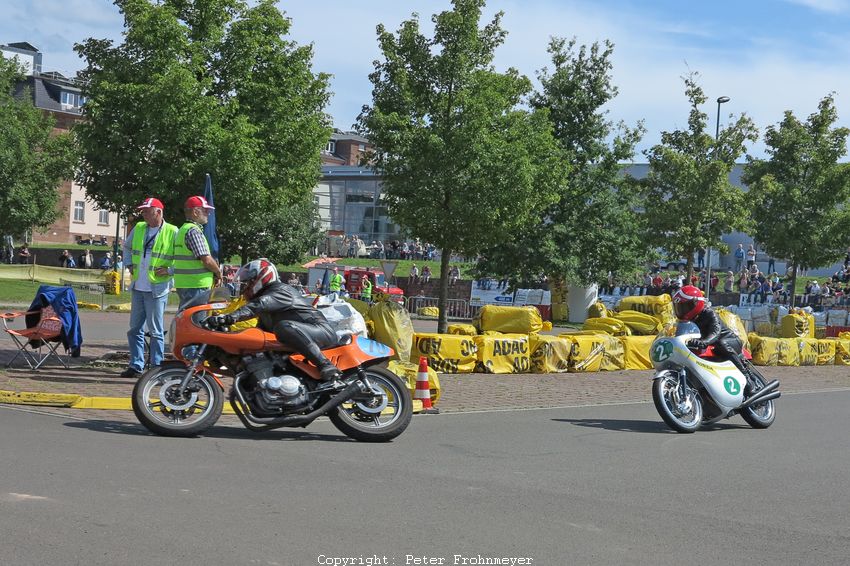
[315,166,401,244]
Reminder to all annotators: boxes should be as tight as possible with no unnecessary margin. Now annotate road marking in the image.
[6,493,51,501]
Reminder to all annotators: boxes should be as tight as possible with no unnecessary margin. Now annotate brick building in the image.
[320,129,372,166]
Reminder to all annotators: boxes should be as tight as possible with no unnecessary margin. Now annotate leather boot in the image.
[304,343,341,382]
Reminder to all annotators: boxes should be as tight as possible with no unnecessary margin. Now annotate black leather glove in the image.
[208,314,234,329]
[687,339,708,350]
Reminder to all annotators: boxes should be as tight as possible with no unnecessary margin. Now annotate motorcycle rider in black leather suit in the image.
[673,285,754,391]
[209,259,342,385]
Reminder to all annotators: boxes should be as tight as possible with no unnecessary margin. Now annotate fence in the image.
[405,295,480,320]
[60,279,107,309]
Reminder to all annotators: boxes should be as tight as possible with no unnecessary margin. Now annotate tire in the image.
[132,362,223,437]
[652,372,703,433]
[740,373,776,429]
[329,367,413,442]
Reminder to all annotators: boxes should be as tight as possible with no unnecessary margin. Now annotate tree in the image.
[476,37,649,291]
[358,0,567,333]
[642,73,758,282]
[74,0,329,264]
[0,56,76,239]
[742,95,850,306]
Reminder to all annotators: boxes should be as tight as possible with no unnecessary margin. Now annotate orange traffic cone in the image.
[415,356,439,414]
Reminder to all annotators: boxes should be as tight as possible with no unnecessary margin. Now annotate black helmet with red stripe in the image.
[672,285,706,321]
[237,258,279,299]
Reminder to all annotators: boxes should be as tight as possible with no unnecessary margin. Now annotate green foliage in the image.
[642,73,757,279]
[357,0,566,331]
[742,94,850,305]
[74,0,329,263]
[476,37,649,287]
[0,56,76,237]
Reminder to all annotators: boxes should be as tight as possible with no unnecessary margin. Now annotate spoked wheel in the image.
[329,367,412,442]
[652,372,703,433]
[131,362,223,437]
[740,372,776,429]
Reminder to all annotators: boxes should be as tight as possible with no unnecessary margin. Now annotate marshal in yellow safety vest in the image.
[360,278,372,301]
[329,272,345,292]
[130,222,178,284]
[173,222,214,289]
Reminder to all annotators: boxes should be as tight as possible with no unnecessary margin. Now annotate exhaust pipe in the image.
[231,378,363,431]
[739,379,780,409]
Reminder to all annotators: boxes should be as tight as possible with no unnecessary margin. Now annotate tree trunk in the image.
[686,251,694,286]
[437,246,452,334]
[789,260,798,308]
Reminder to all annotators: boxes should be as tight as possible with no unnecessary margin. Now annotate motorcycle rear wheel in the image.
[132,362,223,437]
[329,367,412,442]
[740,373,776,429]
[652,372,703,433]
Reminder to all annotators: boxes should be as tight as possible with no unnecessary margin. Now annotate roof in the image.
[13,76,83,116]
[4,42,39,53]
[330,129,369,144]
[320,165,379,177]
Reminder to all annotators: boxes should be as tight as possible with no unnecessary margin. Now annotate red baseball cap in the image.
[184,195,215,210]
[137,197,164,210]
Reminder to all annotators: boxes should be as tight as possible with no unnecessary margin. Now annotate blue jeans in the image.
[177,288,210,312]
[127,289,168,372]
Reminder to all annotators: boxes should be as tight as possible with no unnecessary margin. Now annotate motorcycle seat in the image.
[696,345,753,361]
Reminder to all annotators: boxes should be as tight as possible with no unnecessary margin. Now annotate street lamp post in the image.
[705,95,730,304]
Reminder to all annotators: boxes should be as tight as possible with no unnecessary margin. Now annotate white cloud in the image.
[784,0,850,14]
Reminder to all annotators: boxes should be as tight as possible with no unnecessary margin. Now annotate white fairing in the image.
[651,333,747,413]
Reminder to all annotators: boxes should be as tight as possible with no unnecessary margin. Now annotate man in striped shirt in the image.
[172,196,223,312]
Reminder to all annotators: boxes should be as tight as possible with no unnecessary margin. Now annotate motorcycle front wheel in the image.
[652,372,703,433]
[329,367,412,442]
[740,372,776,429]
[132,362,223,437]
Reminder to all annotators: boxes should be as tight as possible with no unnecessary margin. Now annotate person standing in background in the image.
[734,244,745,273]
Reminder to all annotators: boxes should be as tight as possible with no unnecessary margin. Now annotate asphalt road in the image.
[1,391,849,566]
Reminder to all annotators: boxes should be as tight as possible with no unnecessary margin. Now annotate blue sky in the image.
[5,0,850,157]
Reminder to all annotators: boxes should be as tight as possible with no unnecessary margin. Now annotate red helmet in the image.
[237,258,279,299]
[672,285,706,321]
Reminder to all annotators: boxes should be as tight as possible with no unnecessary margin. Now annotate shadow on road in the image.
[63,419,354,442]
[552,417,749,433]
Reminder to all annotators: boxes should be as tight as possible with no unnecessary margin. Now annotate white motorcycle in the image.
[650,322,780,433]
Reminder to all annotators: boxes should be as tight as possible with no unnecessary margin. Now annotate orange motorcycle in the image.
[131,297,412,441]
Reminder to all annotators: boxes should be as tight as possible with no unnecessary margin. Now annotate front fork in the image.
[677,368,689,401]
[177,344,208,396]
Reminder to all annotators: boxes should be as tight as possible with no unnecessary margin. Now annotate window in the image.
[345,179,377,204]
[61,91,76,106]
[324,141,336,154]
[79,96,87,106]
[358,143,366,151]
[98,210,110,225]
[73,201,85,222]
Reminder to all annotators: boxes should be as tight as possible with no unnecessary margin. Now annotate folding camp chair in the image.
[2,306,69,369]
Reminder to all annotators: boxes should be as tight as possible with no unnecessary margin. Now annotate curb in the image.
[0,390,427,414]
